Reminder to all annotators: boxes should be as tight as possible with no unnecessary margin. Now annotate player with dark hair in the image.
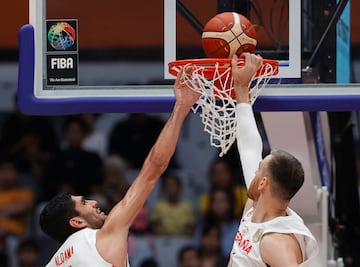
[227,53,318,267]
[39,66,200,267]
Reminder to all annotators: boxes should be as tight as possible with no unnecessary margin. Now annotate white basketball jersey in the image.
[228,208,318,267]
[46,228,130,267]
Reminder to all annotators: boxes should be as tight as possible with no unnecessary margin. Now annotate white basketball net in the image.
[177,61,277,157]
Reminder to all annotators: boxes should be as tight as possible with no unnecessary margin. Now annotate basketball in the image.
[47,22,76,50]
[202,12,257,58]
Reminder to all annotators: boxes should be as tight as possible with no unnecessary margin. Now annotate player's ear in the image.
[69,216,87,229]
[258,176,269,190]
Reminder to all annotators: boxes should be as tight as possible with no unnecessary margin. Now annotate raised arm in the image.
[100,66,200,233]
[232,53,263,210]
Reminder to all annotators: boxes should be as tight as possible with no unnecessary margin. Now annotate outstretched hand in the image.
[173,65,201,110]
[232,53,263,104]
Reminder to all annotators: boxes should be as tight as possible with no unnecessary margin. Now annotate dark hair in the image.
[140,258,158,267]
[17,238,40,254]
[201,222,221,238]
[207,188,236,222]
[199,223,222,255]
[209,158,233,175]
[62,115,88,133]
[267,150,304,201]
[208,158,236,189]
[161,174,181,188]
[39,192,79,243]
[178,245,200,263]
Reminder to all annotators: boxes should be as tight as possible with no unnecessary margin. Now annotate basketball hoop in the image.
[168,57,278,156]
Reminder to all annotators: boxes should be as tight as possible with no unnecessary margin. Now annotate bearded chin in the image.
[97,216,107,228]
[247,186,259,201]
[88,215,107,229]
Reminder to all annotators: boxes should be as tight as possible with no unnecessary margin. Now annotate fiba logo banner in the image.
[47,54,78,86]
[46,20,78,52]
[46,19,78,86]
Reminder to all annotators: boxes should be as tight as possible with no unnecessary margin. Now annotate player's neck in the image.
[251,197,288,223]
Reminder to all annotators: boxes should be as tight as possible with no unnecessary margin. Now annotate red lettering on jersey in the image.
[235,230,253,254]
[246,210,254,217]
[54,246,74,266]
[243,244,253,254]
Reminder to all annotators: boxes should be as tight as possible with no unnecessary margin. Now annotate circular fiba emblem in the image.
[47,22,76,50]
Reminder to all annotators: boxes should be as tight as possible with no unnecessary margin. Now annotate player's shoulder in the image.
[261,232,298,246]
[260,232,302,266]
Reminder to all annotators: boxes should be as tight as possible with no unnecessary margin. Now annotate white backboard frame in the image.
[164,0,301,79]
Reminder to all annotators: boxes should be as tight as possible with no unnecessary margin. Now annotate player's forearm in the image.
[103,103,190,229]
[236,103,263,188]
[144,102,190,179]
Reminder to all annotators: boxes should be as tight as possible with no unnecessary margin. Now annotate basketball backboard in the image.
[18,0,360,115]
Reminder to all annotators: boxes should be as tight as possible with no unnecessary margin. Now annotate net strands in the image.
[174,59,278,156]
